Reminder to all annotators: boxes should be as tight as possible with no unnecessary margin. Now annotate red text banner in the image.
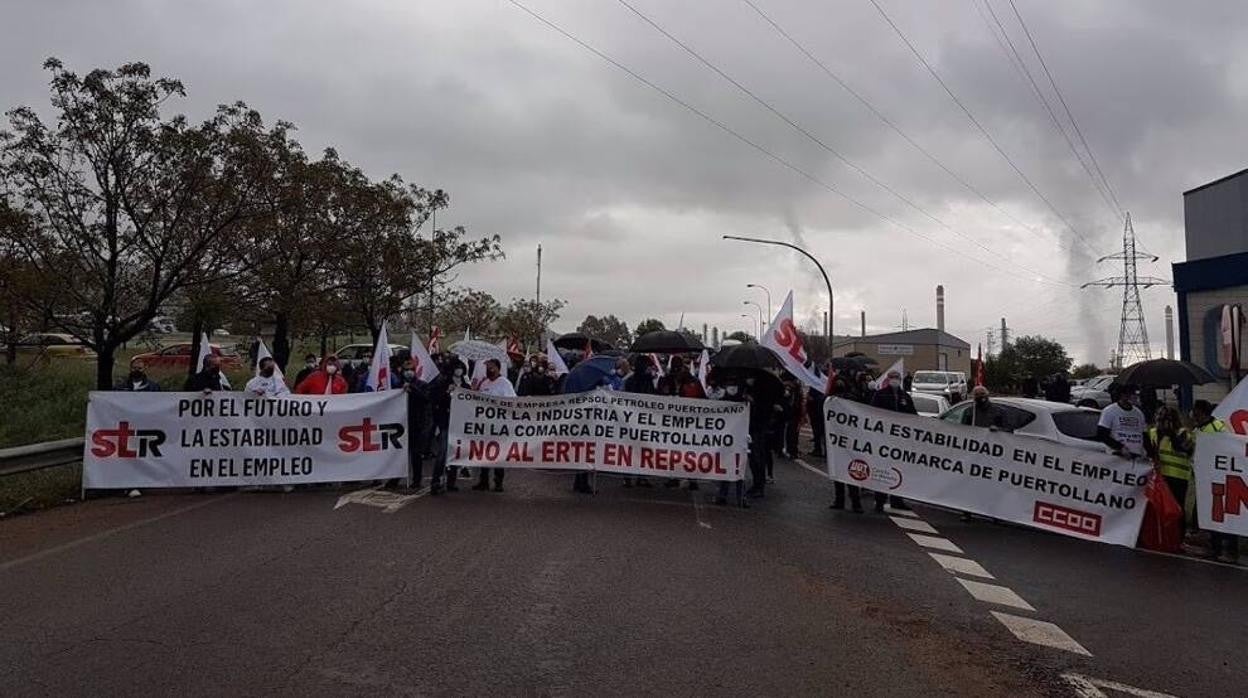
[447,388,749,481]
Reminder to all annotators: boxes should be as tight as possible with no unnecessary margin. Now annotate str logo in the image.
[1033,501,1102,537]
[338,418,405,452]
[90,421,166,458]
[1211,475,1248,523]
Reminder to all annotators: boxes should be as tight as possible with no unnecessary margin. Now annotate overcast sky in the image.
[5,0,1247,363]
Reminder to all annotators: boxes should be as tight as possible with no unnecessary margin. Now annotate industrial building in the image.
[833,286,972,374]
[1174,167,1248,403]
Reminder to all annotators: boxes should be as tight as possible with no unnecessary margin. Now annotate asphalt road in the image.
[1,451,1242,696]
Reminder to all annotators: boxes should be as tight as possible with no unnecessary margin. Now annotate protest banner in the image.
[447,388,749,481]
[1193,431,1248,536]
[823,397,1152,547]
[83,391,408,489]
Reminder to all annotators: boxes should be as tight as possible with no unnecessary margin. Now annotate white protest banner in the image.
[823,397,1151,547]
[447,388,748,481]
[762,291,826,393]
[1213,376,1248,435]
[83,391,408,489]
[1193,431,1248,535]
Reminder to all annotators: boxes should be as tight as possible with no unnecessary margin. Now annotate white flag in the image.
[410,330,442,382]
[546,338,569,376]
[697,348,710,394]
[1213,375,1248,435]
[253,337,284,381]
[760,291,826,393]
[197,332,231,389]
[875,358,906,390]
[365,321,392,391]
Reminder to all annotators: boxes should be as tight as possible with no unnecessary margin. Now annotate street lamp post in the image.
[744,300,765,337]
[746,283,772,324]
[740,313,759,339]
[725,235,833,347]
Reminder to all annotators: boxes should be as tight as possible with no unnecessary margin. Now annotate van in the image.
[911,370,967,403]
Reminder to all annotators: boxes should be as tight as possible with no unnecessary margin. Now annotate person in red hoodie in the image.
[294,354,349,395]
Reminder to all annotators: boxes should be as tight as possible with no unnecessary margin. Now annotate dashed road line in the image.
[927,552,993,579]
[888,516,939,534]
[906,533,964,553]
[1061,672,1178,697]
[888,507,920,518]
[955,578,1035,611]
[992,611,1091,656]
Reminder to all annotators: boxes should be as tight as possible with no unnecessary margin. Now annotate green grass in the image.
[0,361,96,448]
[0,462,81,515]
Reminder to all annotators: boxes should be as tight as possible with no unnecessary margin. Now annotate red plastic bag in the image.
[1138,472,1183,553]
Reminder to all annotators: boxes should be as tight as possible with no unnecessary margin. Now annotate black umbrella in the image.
[1116,358,1217,387]
[844,352,878,367]
[552,332,613,352]
[710,342,781,371]
[630,330,705,354]
[829,356,873,372]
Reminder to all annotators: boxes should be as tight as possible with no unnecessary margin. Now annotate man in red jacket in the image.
[294,355,349,395]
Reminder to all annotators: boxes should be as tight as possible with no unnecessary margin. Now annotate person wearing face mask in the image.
[430,354,470,495]
[472,358,516,492]
[714,378,749,507]
[294,353,319,387]
[245,357,290,397]
[116,360,161,392]
[518,355,558,397]
[184,354,230,393]
[294,355,349,395]
[622,354,659,487]
[1097,384,1146,458]
[961,386,1006,430]
[867,370,916,513]
[608,358,629,391]
[389,357,430,489]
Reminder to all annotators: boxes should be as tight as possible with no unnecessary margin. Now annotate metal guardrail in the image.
[0,438,84,477]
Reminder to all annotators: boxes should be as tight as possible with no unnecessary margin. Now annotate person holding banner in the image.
[430,354,470,496]
[473,358,515,492]
[869,369,915,512]
[1191,400,1239,563]
[1097,385,1147,458]
[828,373,864,513]
[294,355,349,395]
[245,357,290,398]
[1145,406,1194,537]
[623,355,659,488]
[715,378,750,508]
[184,354,230,393]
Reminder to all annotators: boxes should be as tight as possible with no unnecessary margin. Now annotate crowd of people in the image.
[110,343,1241,564]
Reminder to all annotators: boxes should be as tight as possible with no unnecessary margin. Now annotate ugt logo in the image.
[1211,475,1248,523]
[338,418,405,453]
[90,421,166,458]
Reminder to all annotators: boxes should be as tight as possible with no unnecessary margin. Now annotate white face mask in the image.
[326,365,338,375]
[726,386,740,396]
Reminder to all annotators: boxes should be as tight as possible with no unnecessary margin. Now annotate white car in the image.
[911,392,950,418]
[335,343,410,369]
[911,370,968,403]
[1070,374,1117,409]
[939,397,1108,453]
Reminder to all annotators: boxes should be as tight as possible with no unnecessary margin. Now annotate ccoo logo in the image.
[90,421,166,458]
[338,418,405,453]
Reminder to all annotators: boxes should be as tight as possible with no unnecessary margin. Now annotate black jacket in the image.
[870,386,917,415]
[517,371,557,397]
[184,369,227,392]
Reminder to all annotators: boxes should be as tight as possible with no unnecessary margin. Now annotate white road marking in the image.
[956,578,1035,611]
[792,457,829,479]
[889,516,938,534]
[928,552,994,579]
[334,487,427,514]
[906,533,964,553]
[0,494,236,573]
[990,611,1091,656]
[1061,673,1177,698]
[887,507,919,518]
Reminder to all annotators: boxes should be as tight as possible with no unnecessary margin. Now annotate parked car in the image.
[335,343,409,369]
[911,370,968,403]
[1069,374,1117,409]
[148,316,177,333]
[939,397,1107,453]
[10,333,96,359]
[911,392,950,418]
[131,343,242,370]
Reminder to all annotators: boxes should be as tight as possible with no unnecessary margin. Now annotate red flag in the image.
[976,344,986,387]
[428,326,443,354]
[506,335,523,359]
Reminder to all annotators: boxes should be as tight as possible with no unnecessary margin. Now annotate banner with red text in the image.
[1194,431,1248,536]
[823,397,1151,547]
[83,391,408,489]
[447,388,749,481]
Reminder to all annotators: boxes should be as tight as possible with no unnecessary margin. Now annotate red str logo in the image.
[90,421,166,458]
[338,418,405,452]
[1211,474,1248,523]
[1033,501,1102,537]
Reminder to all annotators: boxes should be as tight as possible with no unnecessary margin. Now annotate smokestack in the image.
[1165,306,1175,360]
[936,285,945,333]
[712,326,719,349]
[1001,318,1009,349]
[702,323,708,344]
[860,310,866,337]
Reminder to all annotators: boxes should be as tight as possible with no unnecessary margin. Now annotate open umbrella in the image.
[553,332,613,352]
[562,355,619,393]
[449,340,508,364]
[844,352,879,367]
[710,343,781,371]
[1116,358,1217,387]
[631,330,705,354]
[829,356,874,372]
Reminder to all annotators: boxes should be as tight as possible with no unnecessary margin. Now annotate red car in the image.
[132,343,242,370]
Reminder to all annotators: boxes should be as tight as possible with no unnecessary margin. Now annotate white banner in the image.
[1193,431,1248,536]
[83,391,408,488]
[447,388,749,481]
[823,398,1151,547]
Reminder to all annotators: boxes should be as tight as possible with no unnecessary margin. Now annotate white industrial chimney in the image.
[1165,306,1175,360]
[936,285,946,333]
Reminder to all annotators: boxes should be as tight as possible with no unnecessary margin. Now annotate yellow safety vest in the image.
[1147,427,1193,481]
[1196,419,1227,435]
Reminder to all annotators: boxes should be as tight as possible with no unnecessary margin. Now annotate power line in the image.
[1008,0,1123,216]
[505,0,1073,287]
[865,0,1104,258]
[613,0,1074,287]
[978,0,1121,220]
[740,0,1080,258]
